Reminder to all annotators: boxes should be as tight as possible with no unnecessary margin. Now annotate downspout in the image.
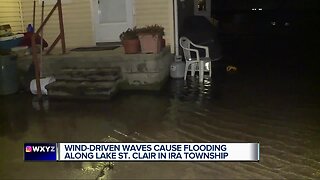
[174,0,179,56]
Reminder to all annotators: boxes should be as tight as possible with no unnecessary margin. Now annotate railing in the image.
[31,0,66,97]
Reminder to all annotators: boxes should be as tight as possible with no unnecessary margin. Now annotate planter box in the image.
[138,34,162,54]
[122,39,140,54]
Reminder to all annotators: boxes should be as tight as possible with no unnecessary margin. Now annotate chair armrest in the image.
[182,47,200,61]
[189,49,200,61]
[190,42,210,57]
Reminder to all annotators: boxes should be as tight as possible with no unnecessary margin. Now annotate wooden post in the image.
[36,3,58,35]
[57,0,66,54]
[33,0,36,31]
[40,0,44,77]
[31,35,42,97]
[46,34,61,55]
[31,0,67,97]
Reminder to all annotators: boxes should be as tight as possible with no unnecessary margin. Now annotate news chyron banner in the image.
[24,143,259,162]
[24,143,57,161]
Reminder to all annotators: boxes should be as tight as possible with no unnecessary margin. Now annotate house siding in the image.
[19,0,175,52]
[21,0,95,48]
[0,0,24,33]
[134,0,175,53]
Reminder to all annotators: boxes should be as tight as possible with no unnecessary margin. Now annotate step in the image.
[46,80,119,100]
[56,67,122,82]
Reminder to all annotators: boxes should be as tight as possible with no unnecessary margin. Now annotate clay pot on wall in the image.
[119,28,140,54]
[161,38,166,49]
[137,25,165,54]
[138,34,162,54]
[122,39,140,54]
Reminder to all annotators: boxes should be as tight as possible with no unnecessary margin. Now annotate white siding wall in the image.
[134,0,175,53]
[0,0,24,33]
[21,0,95,48]
[19,0,175,51]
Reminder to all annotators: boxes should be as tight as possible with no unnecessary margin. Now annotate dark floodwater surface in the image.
[0,40,320,179]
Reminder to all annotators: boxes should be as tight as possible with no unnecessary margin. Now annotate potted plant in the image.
[119,27,140,54]
[137,24,165,54]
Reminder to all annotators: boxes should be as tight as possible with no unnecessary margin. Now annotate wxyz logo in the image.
[29,146,56,153]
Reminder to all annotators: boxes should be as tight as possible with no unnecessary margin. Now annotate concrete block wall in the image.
[17,47,174,90]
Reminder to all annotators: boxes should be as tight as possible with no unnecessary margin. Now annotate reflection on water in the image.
[168,76,217,104]
[0,69,319,179]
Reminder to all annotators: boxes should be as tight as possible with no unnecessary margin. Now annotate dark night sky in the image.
[212,0,320,11]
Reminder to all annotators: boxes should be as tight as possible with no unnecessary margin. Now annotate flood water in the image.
[0,39,320,179]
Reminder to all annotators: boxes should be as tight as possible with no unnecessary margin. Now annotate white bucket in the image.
[30,76,56,95]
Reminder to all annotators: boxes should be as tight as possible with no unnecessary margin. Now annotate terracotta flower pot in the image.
[138,34,162,54]
[122,39,140,54]
[161,38,166,49]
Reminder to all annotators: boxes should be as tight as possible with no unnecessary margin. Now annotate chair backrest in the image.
[179,37,192,61]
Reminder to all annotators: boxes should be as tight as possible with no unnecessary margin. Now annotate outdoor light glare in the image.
[205,62,210,71]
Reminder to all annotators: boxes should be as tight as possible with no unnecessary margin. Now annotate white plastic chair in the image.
[179,37,218,82]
